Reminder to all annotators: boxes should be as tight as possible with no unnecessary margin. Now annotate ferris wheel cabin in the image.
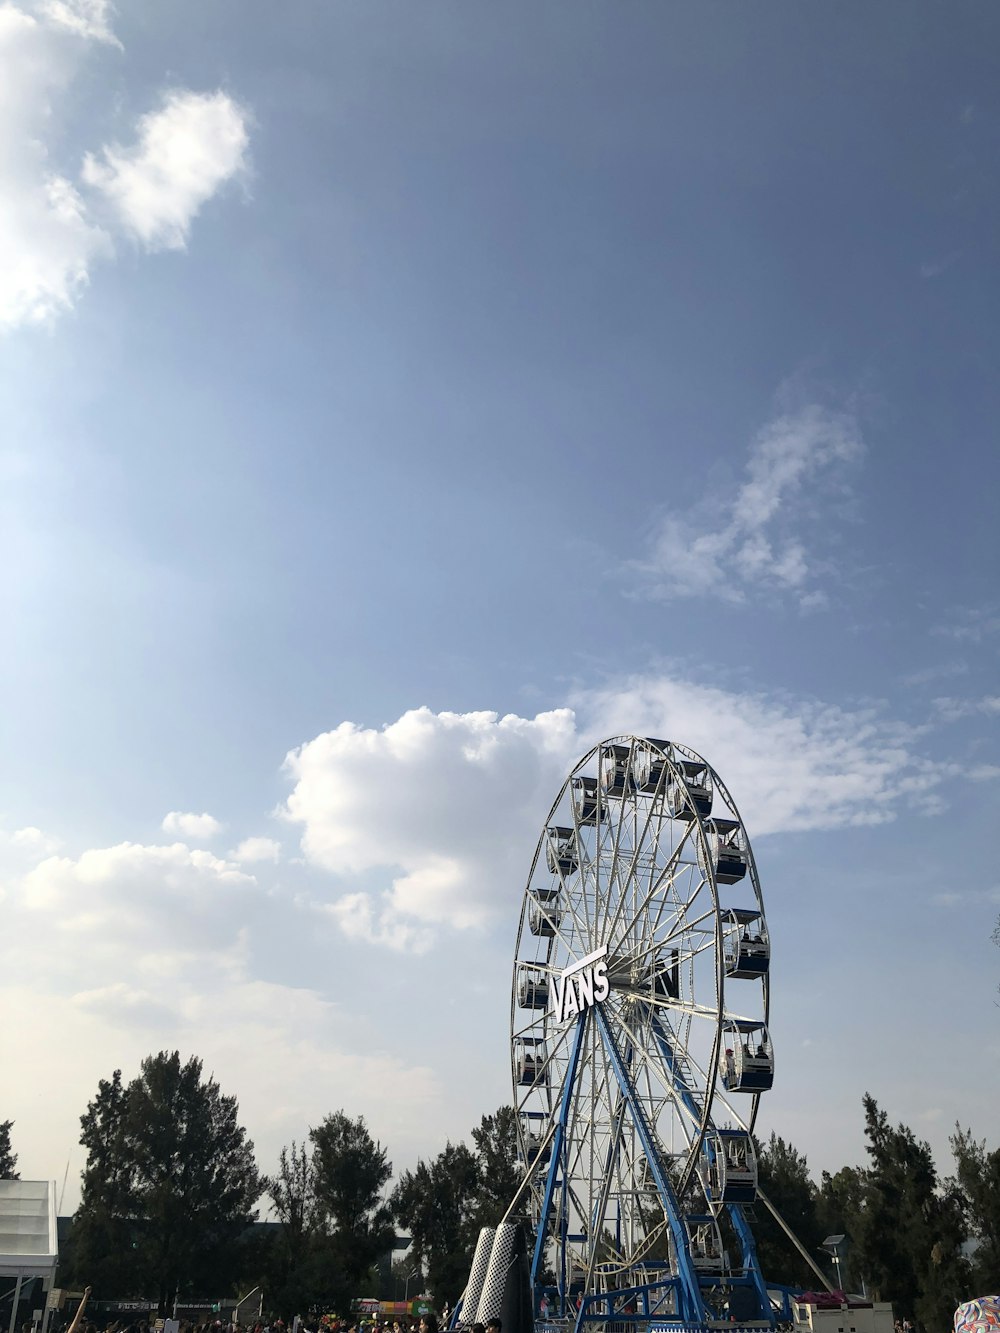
[600,743,633,796]
[721,1020,774,1092]
[571,776,602,825]
[722,908,770,979]
[515,1038,548,1087]
[518,1111,552,1168]
[699,1128,759,1204]
[631,738,670,793]
[666,759,714,820]
[517,969,550,1009]
[529,891,562,937]
[674,1215,725,1275]
[698,817,749,884]
[546,826,579,874]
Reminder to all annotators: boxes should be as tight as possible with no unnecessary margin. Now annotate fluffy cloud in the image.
[0,1,249,330]
[161,810,222,838]
[38,0,119,45]
[231,835,281,863]
[0,827,443,1208]
[0,825,60,853]
[19,841,256,957]
[82,90,249,251]
[573,674,947,833]
[0,2,110,327]
[283,707,577,950]
[282,679,956,949]
[629,399,862,606]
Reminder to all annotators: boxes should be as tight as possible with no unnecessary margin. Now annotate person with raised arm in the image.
[65,1289,92,1333]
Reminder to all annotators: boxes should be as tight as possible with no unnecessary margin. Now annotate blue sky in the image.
[2,0,998,1216]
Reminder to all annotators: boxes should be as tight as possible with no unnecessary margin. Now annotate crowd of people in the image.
[48,1290,502,1333]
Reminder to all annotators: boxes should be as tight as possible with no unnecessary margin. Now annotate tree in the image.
[264,1141,327,1315]
[752,1133,824,1288]
[815,1163,867,1289]
[309,1112,394,1313]
[853,1095,969,1328]
[951,1126,1000,1293]
[269,1140,315,1270]
[70,1071,136,1295]
[470,1107,522,1228]
[71,1053,264,1311]
[0,1120,18,1180]
[391,1142,480,1309]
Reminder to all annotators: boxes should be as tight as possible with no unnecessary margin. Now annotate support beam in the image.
[594,1007,706,1329]
[755,1185,835,1293]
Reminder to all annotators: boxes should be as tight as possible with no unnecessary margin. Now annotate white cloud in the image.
[283,680,954,950]
[629,399,862,606]
[82,89,249,251]
[231,835,281,863]
[19,841,255,955]
[161,810,222,839]
[0,825,60,853]
[0,3,111,328]
[574,674,948,833]
[902,660,969,687]
[0,2,250,331]
[326,891,434,954]
[932,695,1000,723]
[283,707,578,948]
[38,0,119,45]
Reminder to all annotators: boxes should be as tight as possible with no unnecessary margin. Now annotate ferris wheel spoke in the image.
[636,868,711,963]
[605,763,667,928]
[605,818,695,949]
[623,920,715,975]
[603,1005,706,1139]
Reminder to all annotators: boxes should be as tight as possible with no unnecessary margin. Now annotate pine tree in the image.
[391,1142,480,1309]
[71,1071,137,1294]
[309,1112,395,1314]
[71,1054,263,1311]
[951,1126,1000,1294]
[470,1106,522,1227]
[752,1133,824,1288]
[855,1095,970,1326]
[265,1141,325,1314]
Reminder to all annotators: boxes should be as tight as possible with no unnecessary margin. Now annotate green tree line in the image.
[5,1056,998,1324]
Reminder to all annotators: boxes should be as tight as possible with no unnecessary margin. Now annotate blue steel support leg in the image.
[530,1010,589,1306]
[728,1204,775,1327]
[651,1010,775,1325]
[593,1007,707,1328]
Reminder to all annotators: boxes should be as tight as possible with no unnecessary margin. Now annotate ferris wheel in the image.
[509,736,776,1328]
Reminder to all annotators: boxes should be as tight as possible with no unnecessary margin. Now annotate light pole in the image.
[404,1272,419,1303]
[820,1236,846,1293]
